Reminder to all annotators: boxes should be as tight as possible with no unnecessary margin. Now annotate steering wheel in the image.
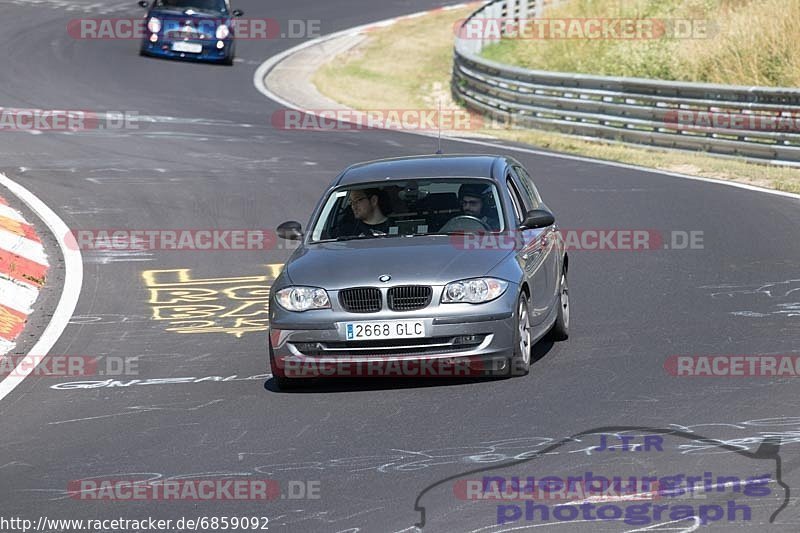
[439,215,491,233]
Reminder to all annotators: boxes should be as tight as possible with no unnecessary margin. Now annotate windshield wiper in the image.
[160,3,221,13]
[182,7,222,13]
[314,233,392,243]
[313,231,464,243]
[406,232,452,237]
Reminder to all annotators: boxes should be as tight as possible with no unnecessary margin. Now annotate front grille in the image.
[388,285,432,311]
[339,287,382,313]
[291,335,485,358]
[164,30,211,40]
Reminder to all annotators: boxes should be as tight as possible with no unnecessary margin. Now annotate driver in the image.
[458,183,500,230]
[349,188,392,236]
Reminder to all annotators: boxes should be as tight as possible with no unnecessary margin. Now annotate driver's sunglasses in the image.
[461,199,481,206]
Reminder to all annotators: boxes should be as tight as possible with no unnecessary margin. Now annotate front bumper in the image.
[140,38,233,62]
[269,286,518,379]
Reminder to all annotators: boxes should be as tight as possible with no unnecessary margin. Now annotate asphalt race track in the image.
[1,1,800,532]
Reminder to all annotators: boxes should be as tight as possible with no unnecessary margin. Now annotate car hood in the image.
[286,236,514,289]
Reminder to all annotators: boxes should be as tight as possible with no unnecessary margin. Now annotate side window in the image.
[512,166,540,209]
[506,177,525,223]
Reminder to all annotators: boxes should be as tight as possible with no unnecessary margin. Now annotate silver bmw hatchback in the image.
[268,154,569,390]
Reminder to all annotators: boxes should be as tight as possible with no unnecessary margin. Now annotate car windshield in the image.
[310,178,505,242]
[156,0,227,13]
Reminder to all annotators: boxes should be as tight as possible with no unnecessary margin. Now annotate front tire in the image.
[273,374,300,391]
[510,291,532,376]
[548,270,570,341]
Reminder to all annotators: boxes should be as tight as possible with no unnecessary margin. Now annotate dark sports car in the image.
[268,154,570,390]
[138,0,242,65]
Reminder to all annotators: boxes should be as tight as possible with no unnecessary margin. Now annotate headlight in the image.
[216,24,230,39]
[147,17,161,33]
[441,277,508,304]
[276,286,330,312]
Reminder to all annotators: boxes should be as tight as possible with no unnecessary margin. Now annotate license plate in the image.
[345,320,425,340]
[171,42,203,53]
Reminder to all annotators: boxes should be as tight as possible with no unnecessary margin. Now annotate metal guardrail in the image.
[452,0,800,164]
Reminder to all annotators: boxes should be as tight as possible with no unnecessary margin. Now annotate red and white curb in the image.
[0,194,49,355]
[0,172,82,402]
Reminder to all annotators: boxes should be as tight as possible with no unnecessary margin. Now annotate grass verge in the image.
[481,0,800,86]
[312,5,800,194]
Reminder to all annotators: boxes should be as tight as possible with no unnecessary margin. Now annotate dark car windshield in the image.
[310,178,505,242]
[155,0,227,13]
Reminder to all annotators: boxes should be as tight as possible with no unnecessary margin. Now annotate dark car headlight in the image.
[441,277,508,304]
[276,286,331,312]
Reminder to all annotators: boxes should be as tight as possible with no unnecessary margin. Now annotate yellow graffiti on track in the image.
[141,264,283,337]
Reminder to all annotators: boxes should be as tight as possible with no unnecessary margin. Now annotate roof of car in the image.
[336,154,502,185]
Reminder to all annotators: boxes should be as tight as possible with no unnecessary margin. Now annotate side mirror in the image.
[232,9,243,16]
[277,221,303,241]
[519,209,555,230]
[138,1,149,7]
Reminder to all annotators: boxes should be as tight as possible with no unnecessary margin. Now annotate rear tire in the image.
[548,270,570,341]
[510,291,532,376]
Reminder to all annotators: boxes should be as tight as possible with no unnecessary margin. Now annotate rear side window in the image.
[512,166,540,209]
[506,178,525,223]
